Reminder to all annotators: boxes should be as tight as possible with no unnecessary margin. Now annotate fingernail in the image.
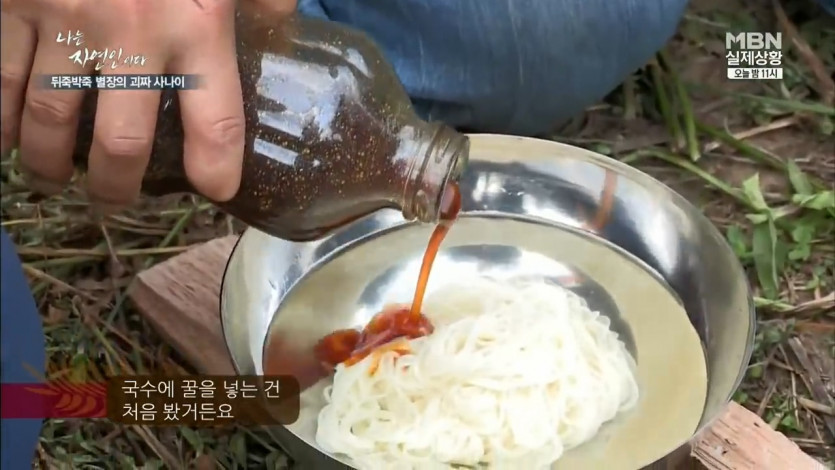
[20,169,65,196]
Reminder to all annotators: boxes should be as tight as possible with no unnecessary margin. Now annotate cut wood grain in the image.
[691,404,827,470]
[127,235,827,470]
[130,235,238,375]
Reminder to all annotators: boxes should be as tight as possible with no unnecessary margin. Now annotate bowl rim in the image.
[218,134,757,451]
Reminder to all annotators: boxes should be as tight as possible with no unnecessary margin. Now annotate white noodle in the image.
[315,277,640,469]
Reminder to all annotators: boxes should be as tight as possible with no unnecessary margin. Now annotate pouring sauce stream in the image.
[312,183,461,371]
[409,183,461,319]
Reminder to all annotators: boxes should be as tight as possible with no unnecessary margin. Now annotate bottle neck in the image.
[397,122,469,224]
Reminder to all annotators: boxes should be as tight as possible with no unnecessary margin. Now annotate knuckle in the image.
[0,66,29,91]
[96,133,153,159]
[26,93,78,126]
[205,115,245,148]
[184,0,235,22]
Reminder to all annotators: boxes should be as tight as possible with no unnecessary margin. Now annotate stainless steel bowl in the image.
[221,134,755,469]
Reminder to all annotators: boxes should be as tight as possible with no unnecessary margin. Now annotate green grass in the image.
[554,0,835,462]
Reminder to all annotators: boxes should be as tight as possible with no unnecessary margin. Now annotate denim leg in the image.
[297,0,688,136]
[1,227,46,468]
[817,0,835,15]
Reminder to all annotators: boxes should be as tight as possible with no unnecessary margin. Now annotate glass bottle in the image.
[72,7,469,241]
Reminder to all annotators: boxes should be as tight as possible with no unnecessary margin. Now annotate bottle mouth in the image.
[448,134,470,181]
[409,125,470,224]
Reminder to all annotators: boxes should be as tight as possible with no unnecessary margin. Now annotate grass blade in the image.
[752,217,780,299]
[649,59,685,150]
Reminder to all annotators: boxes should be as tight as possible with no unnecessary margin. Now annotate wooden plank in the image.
[690,404,826,470]
[127,236,826,470]
[130,235,238,375]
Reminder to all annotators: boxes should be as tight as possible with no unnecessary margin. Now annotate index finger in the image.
[85,55,163,209]
[0,12,35,155]
[171,4,244,202]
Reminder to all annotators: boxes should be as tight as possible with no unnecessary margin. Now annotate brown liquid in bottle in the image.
[72,10,468,241]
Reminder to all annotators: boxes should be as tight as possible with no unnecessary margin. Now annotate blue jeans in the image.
[298,0,690,135]
[299,0,835,134]
[820,0,835,15]
[1,227,46,470]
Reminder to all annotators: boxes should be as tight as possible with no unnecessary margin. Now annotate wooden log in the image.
[128,236,826,470]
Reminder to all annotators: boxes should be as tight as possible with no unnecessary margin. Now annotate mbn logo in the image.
[725,32,782,49]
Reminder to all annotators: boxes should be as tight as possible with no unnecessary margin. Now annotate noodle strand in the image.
[316,277,640,469]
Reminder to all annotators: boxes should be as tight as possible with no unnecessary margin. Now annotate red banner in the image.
[1,382,108,419]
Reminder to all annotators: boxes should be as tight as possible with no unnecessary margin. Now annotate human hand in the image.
[0,0,296,211]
